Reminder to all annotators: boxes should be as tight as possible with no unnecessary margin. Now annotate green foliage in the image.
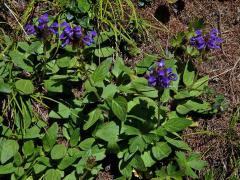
[0,4,220,179]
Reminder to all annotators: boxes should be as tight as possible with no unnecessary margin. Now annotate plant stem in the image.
[157,89,161,126]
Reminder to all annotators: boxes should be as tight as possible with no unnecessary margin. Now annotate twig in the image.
[210,57,240,80]
[4,2,29,38]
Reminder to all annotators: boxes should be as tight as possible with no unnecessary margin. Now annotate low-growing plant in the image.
[0,8,224,179]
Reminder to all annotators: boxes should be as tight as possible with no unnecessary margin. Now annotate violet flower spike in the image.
[147,59,177,89]
[73,26,82,38]
[49,22,59,34]
[190,28,223,50]
[38,13,49,24]
[82,30,97,46]
[38,13,49,30]
[206,28,223,49]
[190,30,206,50]
[25,24,36,35]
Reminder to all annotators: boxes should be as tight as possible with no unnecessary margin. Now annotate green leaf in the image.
[79,138,95,150]
[0,83,11,93]
[176,100,211,115]
[28,41,43,54]
[94,47,116,58]
[161,89,171,102]
[49,103,71,119]
[44,169,61,180]
[95,121,119,143]
[101,84,118,99]
[130,154,146,171]
[83,108,101,130]
[165,136,191,151]
[33,164,47,174]
[42,122,58,152]
[22,141,34,157]
[188,153,206,170]
[163,118,192,132]
[15,166,25,177]
[46,61,59,73]
[129,136,146,153]
[56,57,71,68]
[171,32,184,47]
[95,31,114,44]
[131,78,158,98]
[135,55,158,74]
[192,76,209,90]
[70,128,80,147]
[176,151,198,179]
[44,80,63,93]
[141,151,155,167]
[183,63,195,87]
[1,140,19,164]
[15,79,34,95]
[119,159,132,178]
[18,41,29,51]
[58,156,78,170]
[77,0,91,13]
[9,50,33,72]
[24,126,41,139]
[152,142,172,160]
[174,90,192,99]
[111,96,128,121]
[51,144,67,160]
[189,76,209,96]
[91,145,106,161]
[112,57,132,77]
[64,171,76,180]
[122,125,141,135]
[91,59,112,83]
[14,152,23,166]
[0,163,15,174]
[36,157,52,167]
[4,35,12,46]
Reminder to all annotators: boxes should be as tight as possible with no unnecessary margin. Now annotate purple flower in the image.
[60,24,83,47]
[82,31,97,46]
[157,59,165,67]
[25,24,36,35]
[60,26,73,47]
[190,30,205,50]
[38,13,49,30]
[206,28,223,49]
[148,75,157,86]
[49,22,59,34]
[38,13,49,25]
[190,28,223,50]
[61,22,69,27]
[147,59,177,88]
[73,26,82,38]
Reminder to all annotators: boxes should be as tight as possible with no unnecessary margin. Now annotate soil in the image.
[135,0,240,178]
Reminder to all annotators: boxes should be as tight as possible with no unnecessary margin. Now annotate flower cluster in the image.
[147,59,177,88]
[60,22,82,47]
[24,13,97,47]
[82,31,97,46]
[190,28,223,50]
[25,13,55,36]
[60,23,97,47]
